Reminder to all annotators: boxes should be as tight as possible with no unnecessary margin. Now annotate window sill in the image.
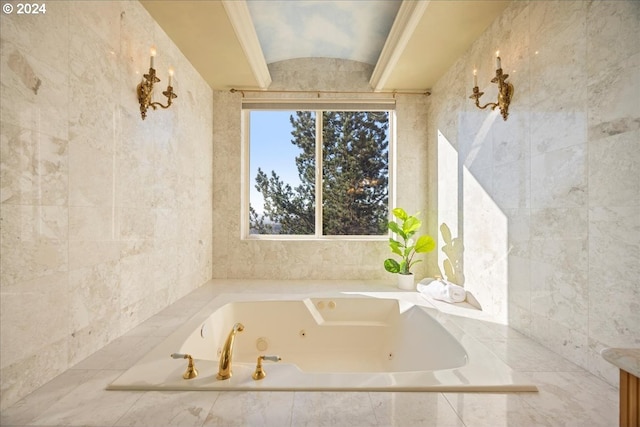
[242,235,388,242]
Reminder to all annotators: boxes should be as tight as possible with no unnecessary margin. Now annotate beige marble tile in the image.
[203,391,294,427]
[492,159,530,209]
[586,0,640,75]
[69,206,118,241]
[589,205,640,283]
[530,111,587,156]
[519,371,618,426]
[67,311,122,368]
[530,145,588,209]
[443,391,554,427]
[589,130,640,207]
[72,335,165,371]
[0,122,68,205]
[290,392,377,427]
[68,240,120,270]
[587,52,640,140]
[369,392,464,427]
[529,0,587,109]
[29,370,143,426]
[0,38,70,140]
[69,1,121,53]
[477,337,583,372]
[1,272,70,367]
[0,369,99,426]
[115,390,218,427]
[530,315,589,369]
[0,1,70,71]
[68,140,115,207]
[68,261,120,333]
[0,204,68,287]
[0,337,69,416]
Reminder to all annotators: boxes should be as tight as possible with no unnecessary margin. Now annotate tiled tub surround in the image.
[0,1,213,409]
[0,280,618,427]
[107,292,536,392]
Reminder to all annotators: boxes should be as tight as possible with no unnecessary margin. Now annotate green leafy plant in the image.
[384,208,436,275]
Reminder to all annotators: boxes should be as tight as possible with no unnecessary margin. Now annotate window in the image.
[244,101,394,238]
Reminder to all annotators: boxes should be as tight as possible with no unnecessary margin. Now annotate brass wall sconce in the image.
[469,51,514,121]
[137,48,177,120]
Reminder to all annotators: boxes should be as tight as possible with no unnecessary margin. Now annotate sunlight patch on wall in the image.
[437,123,509,323]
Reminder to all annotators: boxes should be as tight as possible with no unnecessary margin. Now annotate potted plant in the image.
[384,208,436,290]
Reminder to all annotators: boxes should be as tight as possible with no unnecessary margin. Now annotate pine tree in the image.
[250,110,388,235]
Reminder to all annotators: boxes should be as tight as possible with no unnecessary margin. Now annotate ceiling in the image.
[140,0,511,92]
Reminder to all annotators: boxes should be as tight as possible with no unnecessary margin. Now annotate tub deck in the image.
[107,292,537,392]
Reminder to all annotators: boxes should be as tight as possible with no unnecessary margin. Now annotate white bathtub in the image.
[108,292,537,392]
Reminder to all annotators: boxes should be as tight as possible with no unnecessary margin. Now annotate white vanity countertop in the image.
[601,348,640,378]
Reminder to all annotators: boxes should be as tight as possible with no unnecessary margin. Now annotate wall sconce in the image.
[469,51,514,121]
[137,48,177,120]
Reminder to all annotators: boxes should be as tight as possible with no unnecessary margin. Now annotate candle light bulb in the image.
[495,51,501,69]
[473,69,478,87]
[150,47,156,69]
[168,68,174,86]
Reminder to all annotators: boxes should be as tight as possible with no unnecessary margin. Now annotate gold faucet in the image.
[216,322,244,380]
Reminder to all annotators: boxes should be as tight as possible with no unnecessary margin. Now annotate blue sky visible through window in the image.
[249,111,307,215]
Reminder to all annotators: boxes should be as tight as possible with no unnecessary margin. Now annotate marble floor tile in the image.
[202,391,294,427]
[477,337,584,372]
[27,370,144,426]
[113,390,219,427]
[369,392,464,427]
[443,392,555,427]
[290,392,378,427]
[518,371,618,427]
[0,369,100,426]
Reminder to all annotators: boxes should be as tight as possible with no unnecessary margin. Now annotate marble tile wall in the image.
[212,58,434,280]
[426,0,639,385]
[0,1,213,409]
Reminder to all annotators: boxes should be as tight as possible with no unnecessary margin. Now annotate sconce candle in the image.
[473,69,478,87]
[150,47,156,69]
[495,51,501,69]
[168,68,174,86]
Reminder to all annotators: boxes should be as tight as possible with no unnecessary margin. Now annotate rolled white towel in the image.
[417,278,466,303]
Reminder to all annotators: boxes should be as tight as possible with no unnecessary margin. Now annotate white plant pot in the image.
[397,273,415,290]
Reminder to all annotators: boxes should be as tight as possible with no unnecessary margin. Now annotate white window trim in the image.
[241,100,396,241]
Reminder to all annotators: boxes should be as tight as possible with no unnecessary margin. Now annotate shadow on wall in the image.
[437,119,510,322]
[439,222,465,286]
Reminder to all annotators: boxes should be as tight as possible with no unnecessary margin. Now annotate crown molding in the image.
[369,0,430,92]
[222,0,272,89]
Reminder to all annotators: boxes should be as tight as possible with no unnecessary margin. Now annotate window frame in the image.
[241,99,396,241]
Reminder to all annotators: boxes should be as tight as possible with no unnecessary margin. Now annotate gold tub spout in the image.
[216,322,244,380]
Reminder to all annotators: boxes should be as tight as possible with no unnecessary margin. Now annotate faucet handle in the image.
[252,355,281,380]
[170,353,188,359]
[170,353,198,379]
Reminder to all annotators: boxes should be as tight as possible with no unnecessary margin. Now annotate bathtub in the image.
[108,292,537,392]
